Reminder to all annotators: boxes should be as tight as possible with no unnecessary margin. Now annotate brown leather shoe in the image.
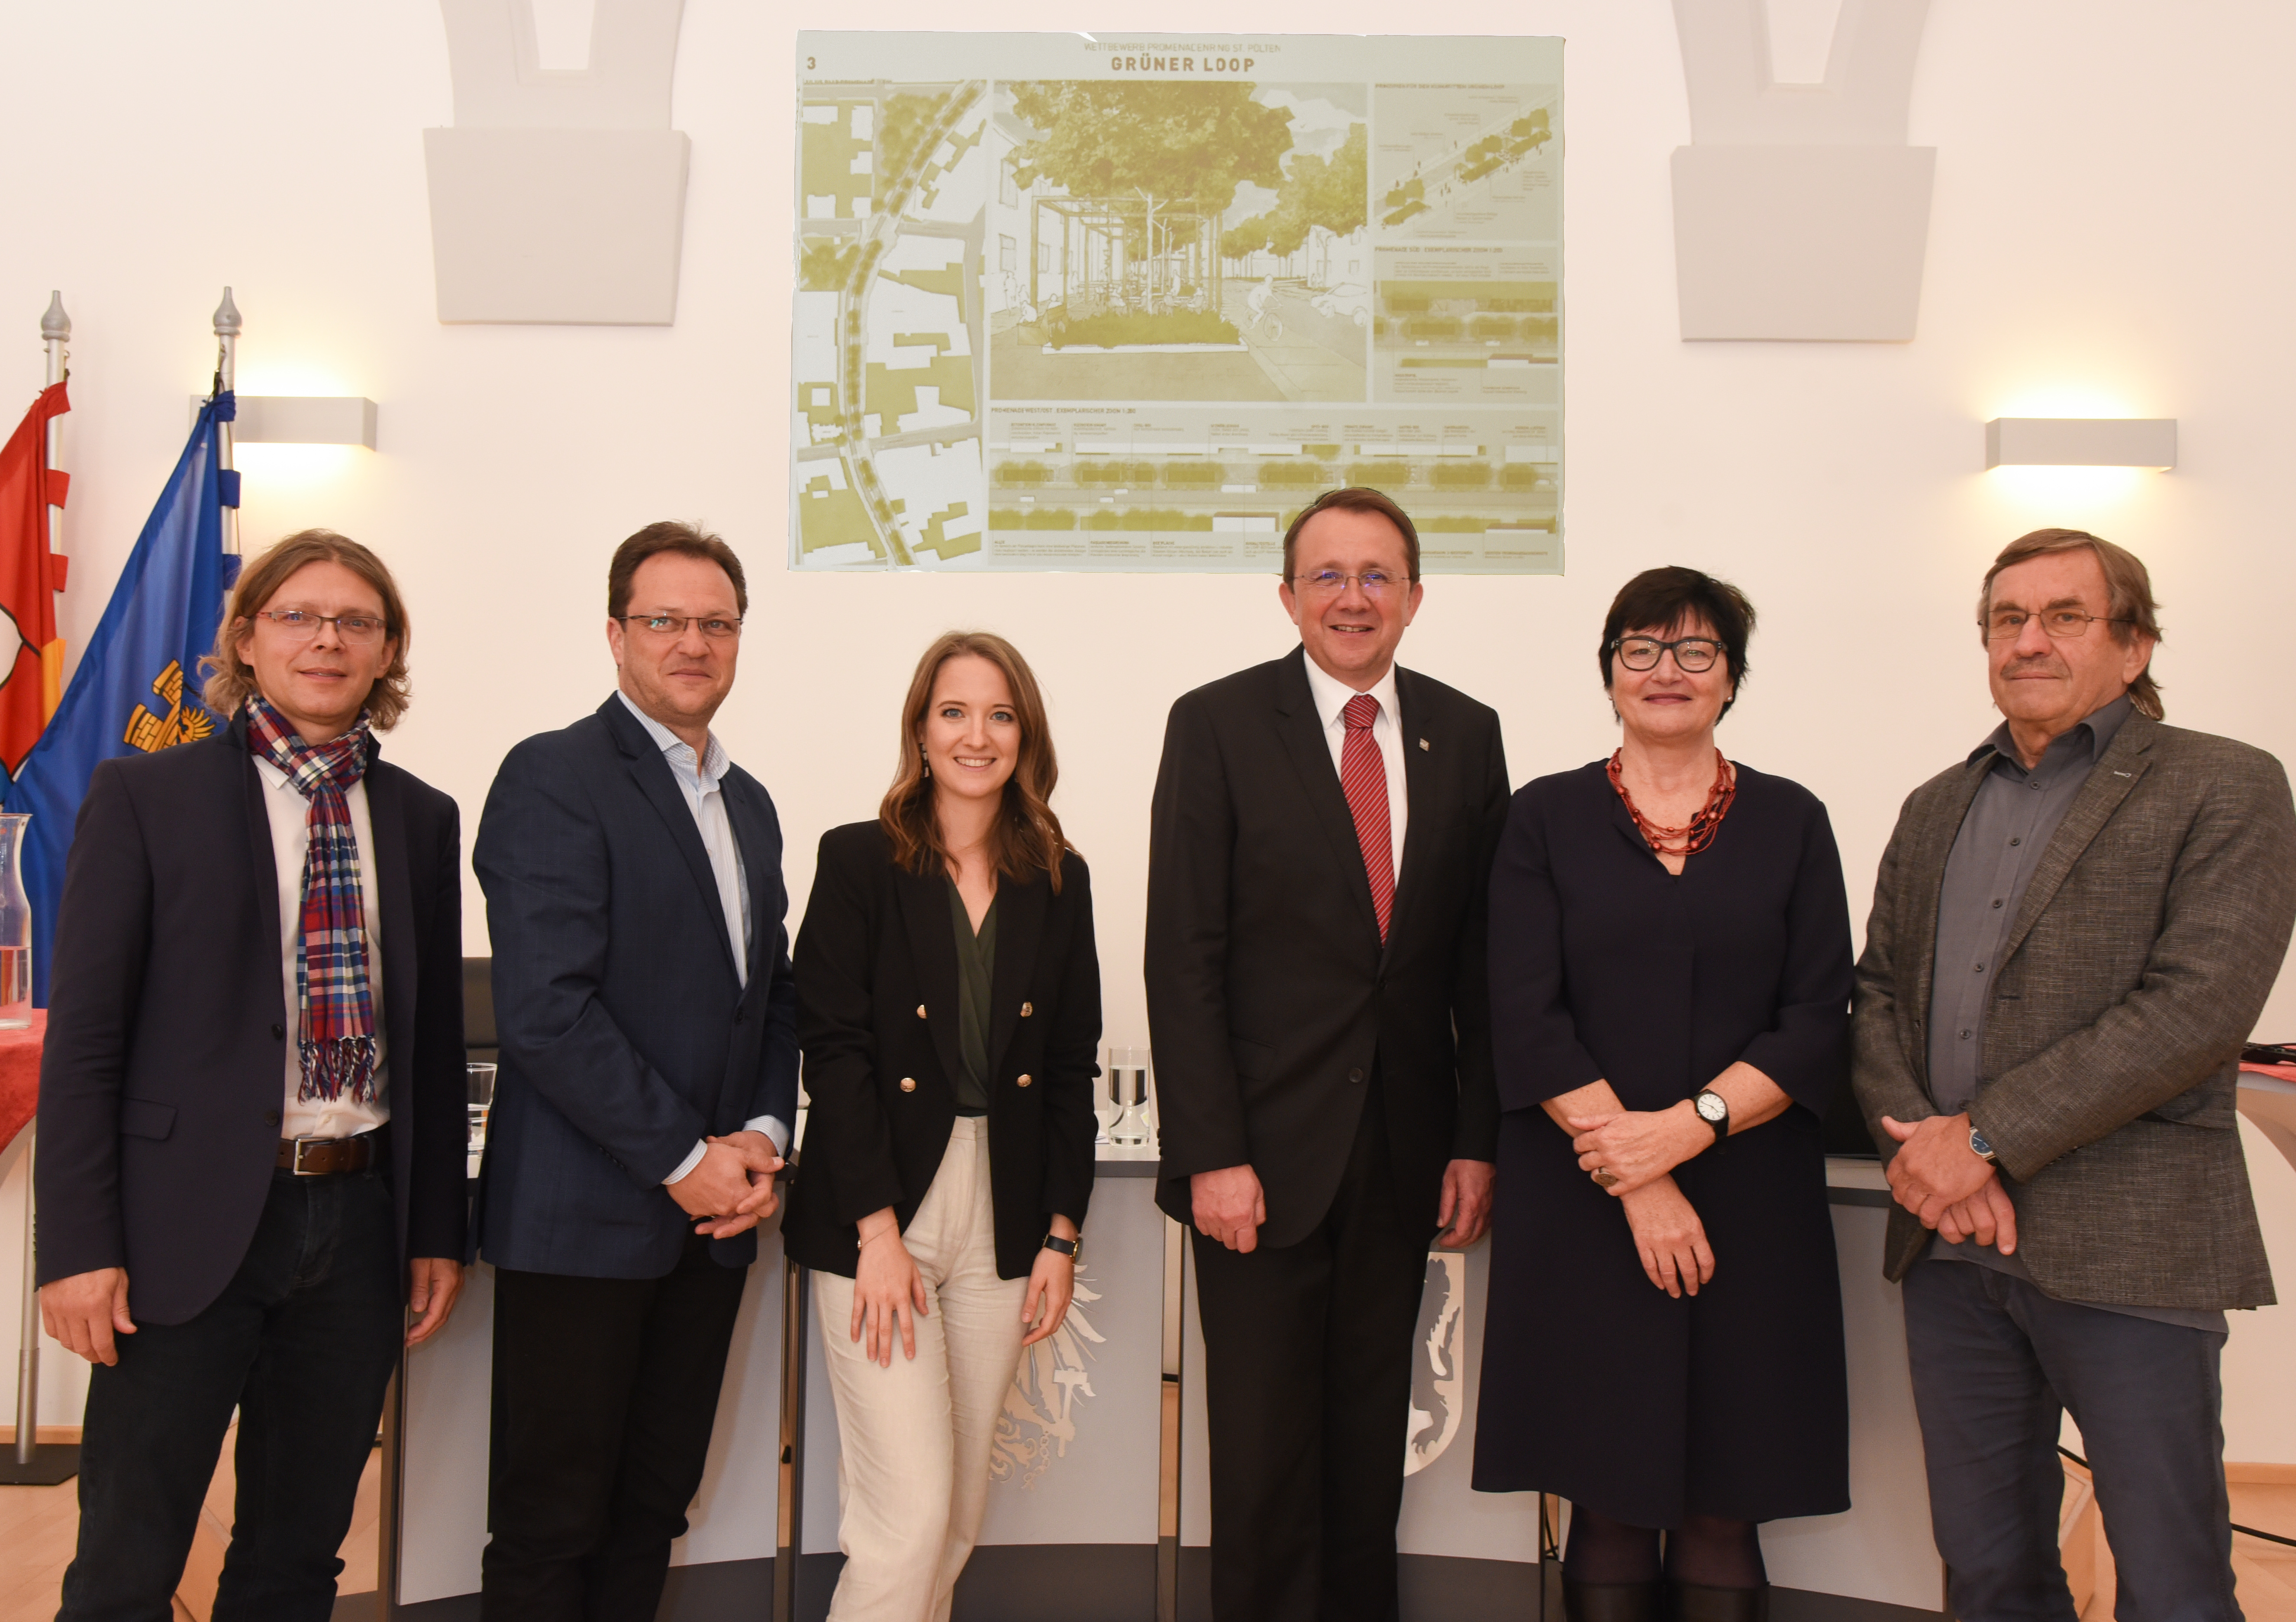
[1563,1580,1663,1622]
[1666,1581,1770,1622]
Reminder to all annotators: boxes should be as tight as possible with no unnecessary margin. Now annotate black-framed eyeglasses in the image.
[1610,635,1723,673]
[1291,569,1403,599]
[616,614,744,641]
[252,609,389,645]
[1983,608,2135,642]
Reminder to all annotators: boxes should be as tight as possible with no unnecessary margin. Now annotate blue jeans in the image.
[1903,1258,2239,1622]
[59,1164,405,1622]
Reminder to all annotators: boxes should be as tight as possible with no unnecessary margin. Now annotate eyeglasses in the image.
[1610,635,1723,673]
[1983,608,2135,642]
[1291,570,1403,599]
[252,609,388,645]
[617,614,744,641]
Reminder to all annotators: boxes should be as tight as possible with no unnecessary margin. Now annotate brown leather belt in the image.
[276,1132,380,1176]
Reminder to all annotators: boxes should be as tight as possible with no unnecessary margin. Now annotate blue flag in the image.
[5,391,241,1004]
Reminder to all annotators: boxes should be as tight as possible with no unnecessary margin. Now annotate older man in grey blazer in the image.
[1853,527,2296,1622]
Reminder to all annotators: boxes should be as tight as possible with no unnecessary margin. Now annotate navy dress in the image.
[1470,760,1853,1529]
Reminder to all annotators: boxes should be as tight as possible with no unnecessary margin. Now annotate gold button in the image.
[1016,1073,1032,1088]
[1019,1001,1034,1018]
[916,1004,927,1019]
[899,1077,916,1093]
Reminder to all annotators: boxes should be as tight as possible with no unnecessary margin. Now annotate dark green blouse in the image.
[947,878,996,1115]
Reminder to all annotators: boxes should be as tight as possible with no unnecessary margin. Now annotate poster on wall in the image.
[790,32,1564,574]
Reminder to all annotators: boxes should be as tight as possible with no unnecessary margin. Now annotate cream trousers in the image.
[816,1116,1028,1622]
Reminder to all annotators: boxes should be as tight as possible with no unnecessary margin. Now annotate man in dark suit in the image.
[1854,529,2296,1620]
[38,529,467,1622]
[1147,487,1508,1621]
[472,521,797,1622]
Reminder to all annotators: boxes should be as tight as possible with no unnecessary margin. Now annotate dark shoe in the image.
[1563,1580,1663,1622]
[1666,1581,1770,1622]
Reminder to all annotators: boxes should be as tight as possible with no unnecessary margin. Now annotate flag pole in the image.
[40,293,69,721]
[4,293,78,1488]
[41,294,66,562]
[212,288,240,556]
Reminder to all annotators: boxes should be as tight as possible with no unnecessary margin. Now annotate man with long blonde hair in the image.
[39,529,468,1622]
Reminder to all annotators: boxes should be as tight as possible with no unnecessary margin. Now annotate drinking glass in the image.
[1107,1046,1153,1149]
[1094,1049,1124,1144]
[466,1061,498,1164]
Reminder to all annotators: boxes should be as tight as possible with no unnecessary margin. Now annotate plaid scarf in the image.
[246,694,380,1103]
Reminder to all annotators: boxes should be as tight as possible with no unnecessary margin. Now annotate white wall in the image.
[6,0,2296,1447]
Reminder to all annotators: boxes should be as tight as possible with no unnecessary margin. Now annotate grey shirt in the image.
[1925,693,2225,1333]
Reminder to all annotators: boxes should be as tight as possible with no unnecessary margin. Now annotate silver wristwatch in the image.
[1969,1125,1999,1165]
[1693,1089,1729,1149]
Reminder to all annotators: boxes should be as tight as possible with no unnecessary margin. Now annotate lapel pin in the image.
[1418,738,1431,751]
[2112,770,2132,777]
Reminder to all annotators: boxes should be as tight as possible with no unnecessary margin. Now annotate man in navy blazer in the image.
[472,521,797,1622]
[38,530,467,1622]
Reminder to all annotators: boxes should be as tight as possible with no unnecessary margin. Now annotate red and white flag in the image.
[0,381,69,773]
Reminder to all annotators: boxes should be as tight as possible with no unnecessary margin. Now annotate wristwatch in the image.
[1693,1089,1729,1149]
[1042,1232,1082,1265]
[1969,1125,1999,1165]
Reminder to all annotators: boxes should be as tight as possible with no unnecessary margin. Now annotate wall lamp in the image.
[187,396,379,449]
[1985,418,2176,472]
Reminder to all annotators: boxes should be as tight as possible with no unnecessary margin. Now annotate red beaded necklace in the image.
[1607,748,1736,860]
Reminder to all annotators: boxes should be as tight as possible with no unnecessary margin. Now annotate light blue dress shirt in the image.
[617,691,790,1180]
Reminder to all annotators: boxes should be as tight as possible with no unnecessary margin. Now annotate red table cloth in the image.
[0,1009,45,1155]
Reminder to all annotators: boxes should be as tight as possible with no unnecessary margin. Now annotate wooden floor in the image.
[0,1434,377,1622]
[2229,1477,2296,1620]
[0,1467,80,1622]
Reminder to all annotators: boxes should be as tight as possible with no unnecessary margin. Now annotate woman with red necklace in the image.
[1471,567,1854,1622]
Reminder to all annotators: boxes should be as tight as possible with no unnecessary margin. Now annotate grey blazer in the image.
[1851,710,2296,1310]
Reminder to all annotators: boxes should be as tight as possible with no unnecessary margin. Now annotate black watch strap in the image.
[1693,1089,1730,1150]
[1042,1233,1079,1260]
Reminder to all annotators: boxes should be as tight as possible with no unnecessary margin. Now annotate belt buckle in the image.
[291,1135,332,1176]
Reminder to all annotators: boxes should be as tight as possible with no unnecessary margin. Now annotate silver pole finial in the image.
[213,286,242,337]
[40,291,69,342]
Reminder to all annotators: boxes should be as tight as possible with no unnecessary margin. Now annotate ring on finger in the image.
[1591,1168,1619,1189]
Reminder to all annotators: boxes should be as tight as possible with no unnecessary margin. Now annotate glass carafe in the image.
[0,813,30,1029]
[1107,1045,1153,1148]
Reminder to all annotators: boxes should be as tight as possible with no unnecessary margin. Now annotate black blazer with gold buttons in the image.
[781,820,1101,1279]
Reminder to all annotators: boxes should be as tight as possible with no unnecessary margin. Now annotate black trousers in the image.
[60,1164,404,1622]
[1904,1258,2239,1622]
[481,1233,749,1622]
[1190,1077,1429,1622]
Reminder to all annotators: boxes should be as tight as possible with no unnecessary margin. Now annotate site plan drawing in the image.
[791,32,1563,573]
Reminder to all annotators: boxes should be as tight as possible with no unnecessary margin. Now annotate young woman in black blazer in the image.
[782,630,1100,1622]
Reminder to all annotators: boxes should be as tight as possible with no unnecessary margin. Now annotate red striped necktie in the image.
[1340,693,1394,940]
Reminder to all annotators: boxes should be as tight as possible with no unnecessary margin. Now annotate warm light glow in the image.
[229,363,358,399]
[231,443,364,486]
[1986,387,2145,421]
[1982,464,2150,508]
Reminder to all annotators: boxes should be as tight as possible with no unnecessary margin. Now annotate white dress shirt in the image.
[617,691,790,1180]
[1300,653,1408,887]
[255,758,390,1143]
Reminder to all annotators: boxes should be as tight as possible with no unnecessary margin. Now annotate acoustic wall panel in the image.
[424,128,690,326]
[1670,144,1935,341]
